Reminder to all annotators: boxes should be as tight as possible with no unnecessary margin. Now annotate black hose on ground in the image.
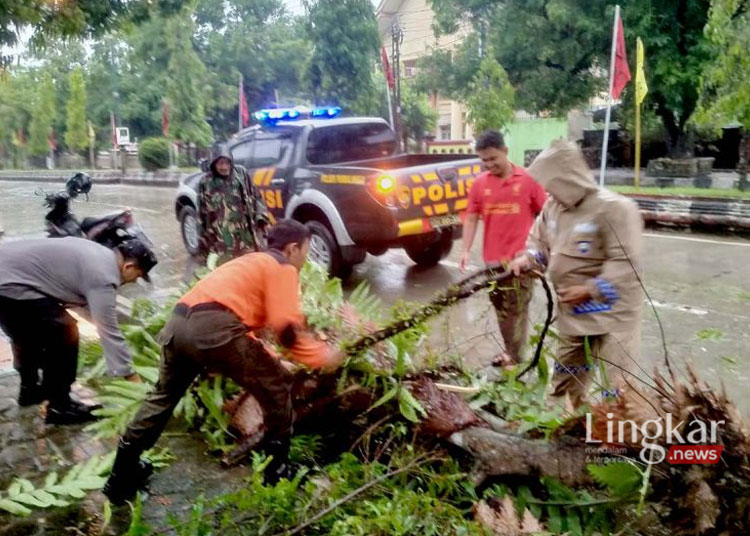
[516,272,554,380]
[344,267,555,382]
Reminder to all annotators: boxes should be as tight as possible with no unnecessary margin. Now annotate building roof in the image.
[376,0,406,36]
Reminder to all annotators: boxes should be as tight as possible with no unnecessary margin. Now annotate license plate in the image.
[429,214,460,228]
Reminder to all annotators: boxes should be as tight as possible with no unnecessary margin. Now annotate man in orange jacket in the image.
[104,219,343,504]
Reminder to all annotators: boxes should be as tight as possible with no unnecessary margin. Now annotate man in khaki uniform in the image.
[509,141,644,407]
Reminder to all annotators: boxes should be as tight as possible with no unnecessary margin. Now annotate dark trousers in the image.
[0,295,79,406]
[121,305,293,457]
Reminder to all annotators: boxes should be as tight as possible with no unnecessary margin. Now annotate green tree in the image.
[697,0,750,189]
[29,39,87,144]
[400,83,438,150]
[65,68,88,153]
[85,35,129,148]
[465,55,515,134]
[414,35,482,101]
[428,0,611,115]
[625,0,714,156]
[29,73,56,157]
[306,0,380,115]
[0,71,34,166]
[195,0,310,138]
[0,0,185,56]
[165,10,213,148]
[428,0,715,156]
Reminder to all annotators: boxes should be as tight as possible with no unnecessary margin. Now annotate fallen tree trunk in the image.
[221,363,749,535]
[449,426,590,488]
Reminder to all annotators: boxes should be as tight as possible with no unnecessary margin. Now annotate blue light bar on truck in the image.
[310,106,342,118]
[253,106,342,124]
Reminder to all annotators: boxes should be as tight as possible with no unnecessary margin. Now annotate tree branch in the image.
[275,455,436,536]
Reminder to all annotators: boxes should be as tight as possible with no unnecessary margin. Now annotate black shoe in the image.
[45,399,102,425]
[263,458,295,485]
[18,385,46,407]
[103,459,154,506]
[261,439,293,484]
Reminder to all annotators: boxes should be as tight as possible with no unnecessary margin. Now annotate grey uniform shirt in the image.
[0,237,133,376]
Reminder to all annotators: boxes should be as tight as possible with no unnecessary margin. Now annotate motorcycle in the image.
[36,172,149,248]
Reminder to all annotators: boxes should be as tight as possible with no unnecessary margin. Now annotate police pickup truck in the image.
[175,107,482,276]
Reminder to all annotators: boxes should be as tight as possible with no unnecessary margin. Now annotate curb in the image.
[0,170,196,187]
[626,194,750,230]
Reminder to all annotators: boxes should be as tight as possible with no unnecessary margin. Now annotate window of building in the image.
[404,60,418,78]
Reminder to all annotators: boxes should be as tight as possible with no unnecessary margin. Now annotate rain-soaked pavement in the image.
[1,180,749,533]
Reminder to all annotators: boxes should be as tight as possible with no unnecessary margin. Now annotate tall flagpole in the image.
[634,86,642,190]
[599,5,620,187]
[634,37,648,190]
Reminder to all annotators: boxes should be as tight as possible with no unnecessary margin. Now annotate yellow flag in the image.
[635,37,648,105]
[88,121,95,140]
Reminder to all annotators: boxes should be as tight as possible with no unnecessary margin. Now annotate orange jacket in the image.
[179,251,334,368]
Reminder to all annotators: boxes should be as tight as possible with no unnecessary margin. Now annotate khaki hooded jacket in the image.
[524,141,644,336]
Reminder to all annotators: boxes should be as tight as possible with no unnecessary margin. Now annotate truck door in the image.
[231,132,293,223]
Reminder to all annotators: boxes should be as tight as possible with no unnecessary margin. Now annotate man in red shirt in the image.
[459,130,546,366]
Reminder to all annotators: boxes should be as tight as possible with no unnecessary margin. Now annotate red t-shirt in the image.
[467,166,547,264]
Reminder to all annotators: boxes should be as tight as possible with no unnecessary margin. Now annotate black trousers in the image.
[0,295,79,405]
[121,305,293,456]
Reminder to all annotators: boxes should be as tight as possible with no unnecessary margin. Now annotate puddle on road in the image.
[0,375,250,535]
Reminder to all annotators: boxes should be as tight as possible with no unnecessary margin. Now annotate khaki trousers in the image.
[550,325,642,408]
[489,275,533,363]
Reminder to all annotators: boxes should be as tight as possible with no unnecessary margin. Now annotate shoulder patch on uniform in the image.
[576,240,591,254]
[573,222,598,233]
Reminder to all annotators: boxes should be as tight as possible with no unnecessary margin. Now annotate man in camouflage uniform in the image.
[198,146,269,261]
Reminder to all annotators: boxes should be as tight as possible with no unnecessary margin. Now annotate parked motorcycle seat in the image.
[81,213,123,233]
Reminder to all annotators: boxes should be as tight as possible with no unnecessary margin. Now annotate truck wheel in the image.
[404,232,453,267]
[305,220,350,278]
[180,205,201,256]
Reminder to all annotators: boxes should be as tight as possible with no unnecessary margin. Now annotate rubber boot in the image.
[103,440,153,505]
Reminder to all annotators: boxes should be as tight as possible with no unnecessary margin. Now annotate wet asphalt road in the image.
[1,180,749,415]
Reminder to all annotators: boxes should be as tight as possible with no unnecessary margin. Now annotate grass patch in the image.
[696,328,724,341]
[611,185,750,200]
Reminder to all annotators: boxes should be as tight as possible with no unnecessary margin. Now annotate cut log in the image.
[449,426,590,488]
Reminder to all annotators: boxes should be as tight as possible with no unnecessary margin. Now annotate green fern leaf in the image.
[11,492,51,508]
[43,472,58,488]
[0,498,32,516]
[587,462,643,497]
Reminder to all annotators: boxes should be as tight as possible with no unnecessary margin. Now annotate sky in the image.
[284,0,380,16]
[2,1,380,58]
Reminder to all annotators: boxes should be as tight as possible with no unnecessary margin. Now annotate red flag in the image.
[162,99,169,137]
[48,129,56,151]
[612,14,630,100]
[381,46,395,90]
[239,75,249,128]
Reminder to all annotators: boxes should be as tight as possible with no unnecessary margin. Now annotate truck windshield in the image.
[306,123,397,165]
